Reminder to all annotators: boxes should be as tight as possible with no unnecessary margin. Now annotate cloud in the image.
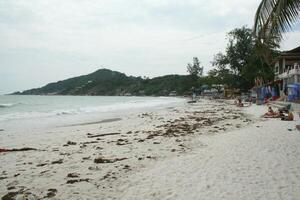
[281,31,300,51]
[1,0,298,94]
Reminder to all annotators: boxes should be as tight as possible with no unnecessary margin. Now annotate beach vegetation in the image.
[187,57,204,77]
[14,69,198,96]
[253,0,300,64]
[207,26,275,91]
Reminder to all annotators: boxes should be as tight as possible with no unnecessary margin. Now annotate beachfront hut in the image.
[274,46,300,88]
[274,46,300,101]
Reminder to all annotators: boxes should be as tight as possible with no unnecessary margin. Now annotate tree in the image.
[253,0,300,65]
[187,57,204,77]
[212,27,254,77]
[211,26,274,90]
[254,0,300,54]
[225,27,254,75]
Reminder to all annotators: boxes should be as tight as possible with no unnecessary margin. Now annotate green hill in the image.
[13,69,196,96]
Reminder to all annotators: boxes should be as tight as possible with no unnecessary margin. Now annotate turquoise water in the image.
[0,95,183,131]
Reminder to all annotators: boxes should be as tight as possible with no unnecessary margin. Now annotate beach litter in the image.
[94,157,127,164]
[87,132,121,138]
[0,147,37,153]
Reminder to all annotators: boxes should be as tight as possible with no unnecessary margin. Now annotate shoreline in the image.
[0,96,185,134]
[1,99,299,199]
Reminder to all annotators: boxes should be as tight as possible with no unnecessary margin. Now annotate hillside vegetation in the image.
[13,69,196,96]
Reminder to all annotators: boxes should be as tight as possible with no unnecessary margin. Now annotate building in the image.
[274,46,300,84]
[274,46,300,102]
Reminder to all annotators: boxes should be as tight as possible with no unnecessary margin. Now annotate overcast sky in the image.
[1,0,300,94]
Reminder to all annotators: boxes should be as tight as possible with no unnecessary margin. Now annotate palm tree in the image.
[254,0,300,43]
[253,0,300,64]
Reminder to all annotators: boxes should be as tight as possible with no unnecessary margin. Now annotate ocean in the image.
[0,95,184,132]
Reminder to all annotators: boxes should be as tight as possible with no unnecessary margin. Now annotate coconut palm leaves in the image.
[254,0,300,43]
[253,0,300,64]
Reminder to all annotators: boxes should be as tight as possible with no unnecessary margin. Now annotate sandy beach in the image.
[1,99,300,200]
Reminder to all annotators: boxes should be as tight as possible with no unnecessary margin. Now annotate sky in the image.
[0,0,300,94]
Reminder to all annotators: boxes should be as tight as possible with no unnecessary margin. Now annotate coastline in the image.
[0,95,184,133]
[1,99,300,199]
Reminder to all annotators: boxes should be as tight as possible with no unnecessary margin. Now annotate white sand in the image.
[1,99,300,200]
[119,106,300,200]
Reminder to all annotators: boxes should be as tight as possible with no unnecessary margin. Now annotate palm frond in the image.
[254,0,300,42]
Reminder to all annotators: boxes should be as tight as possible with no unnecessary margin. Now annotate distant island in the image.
[12,69,197,96]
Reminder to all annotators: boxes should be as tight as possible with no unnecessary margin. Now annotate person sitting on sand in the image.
[277,110,285,118]
[262,106,275,117]
[281,111,294,121]
[236,98,244,107]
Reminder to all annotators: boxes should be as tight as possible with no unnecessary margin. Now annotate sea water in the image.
[0,95,184,132]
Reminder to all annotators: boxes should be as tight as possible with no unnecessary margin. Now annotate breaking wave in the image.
[0,103,19,108]
[0,97,183,122]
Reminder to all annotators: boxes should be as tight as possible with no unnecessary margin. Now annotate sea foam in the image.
[0,97,183,122]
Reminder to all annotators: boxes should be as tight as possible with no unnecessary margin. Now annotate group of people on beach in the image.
[262,106,294,121]
[234,97,295,122]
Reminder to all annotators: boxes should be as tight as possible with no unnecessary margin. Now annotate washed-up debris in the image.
[7,186,16,190]
[2,190,38,200]
[123,165,130,170]
[37,163,47,167]
[67,173,80,178]
[94,157,127,164]
[0,147,37,153]
[44,189,57,198]
[82,156,91,160]
[87,132,121,138]
[116,139,129,145]
[51,159,63,164]
[2,191,19,200]
[67,141,77,145]
[66,178,90,184]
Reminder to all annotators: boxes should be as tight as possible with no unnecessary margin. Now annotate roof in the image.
[278,46,300,59]
[285,46,300,53]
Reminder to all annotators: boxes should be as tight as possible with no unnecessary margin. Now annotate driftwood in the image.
[94,157,127,164]
[51,159,63,164]
[82,141,98,145]
[87,132,121,138]
[67,173,80,178]
[66,178,90,184]
[0,147,37,153]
